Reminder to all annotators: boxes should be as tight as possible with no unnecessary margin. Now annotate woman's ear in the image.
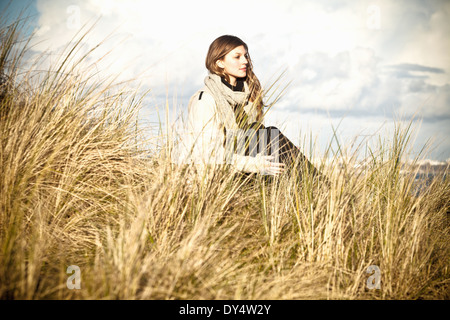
[216,60,224,69]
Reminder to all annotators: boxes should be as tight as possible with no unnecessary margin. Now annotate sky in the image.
[2,0,449,161]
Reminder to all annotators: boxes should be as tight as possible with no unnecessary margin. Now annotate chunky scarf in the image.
[204,73,250,130]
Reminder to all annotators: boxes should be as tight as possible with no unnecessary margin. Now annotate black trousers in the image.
[228,122,323,184]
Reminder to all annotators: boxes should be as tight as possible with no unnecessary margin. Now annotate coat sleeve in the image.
[187,91,266,174]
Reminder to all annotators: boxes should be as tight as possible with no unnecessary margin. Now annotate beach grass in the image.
[0,16,448,300]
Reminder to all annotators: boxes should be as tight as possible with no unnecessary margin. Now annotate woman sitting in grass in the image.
[174,35,320,182]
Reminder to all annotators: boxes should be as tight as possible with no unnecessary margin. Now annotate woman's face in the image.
[216,45,248,86]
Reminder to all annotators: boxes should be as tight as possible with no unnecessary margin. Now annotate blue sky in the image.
[2,0,449,161]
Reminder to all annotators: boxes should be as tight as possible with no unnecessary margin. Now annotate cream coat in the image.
[171,86,268,176]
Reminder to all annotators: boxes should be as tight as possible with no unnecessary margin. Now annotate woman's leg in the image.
[232,122,327,184]
[248,123,325,183]
[265,126,319,174]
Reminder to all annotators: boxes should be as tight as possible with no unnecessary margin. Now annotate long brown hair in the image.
[205,35,263,121]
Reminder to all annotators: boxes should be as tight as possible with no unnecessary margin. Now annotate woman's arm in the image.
[188,91,283,175]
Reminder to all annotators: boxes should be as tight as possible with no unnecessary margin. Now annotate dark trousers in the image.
[230,122,324,184]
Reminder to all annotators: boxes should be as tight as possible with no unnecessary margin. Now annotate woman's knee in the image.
[264,125,279,131]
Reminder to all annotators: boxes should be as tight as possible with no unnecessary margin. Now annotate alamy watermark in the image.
[66,5,81,30]
[366,265,381,290]
[223,128,280,165]
[367,4,381,30]
[66,265,81,289]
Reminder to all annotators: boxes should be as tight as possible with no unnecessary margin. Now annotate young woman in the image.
[174,35,319,182]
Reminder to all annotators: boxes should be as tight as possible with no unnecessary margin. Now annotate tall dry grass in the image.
[0,16,448,300]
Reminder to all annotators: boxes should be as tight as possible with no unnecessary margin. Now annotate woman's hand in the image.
[260,155,285,176]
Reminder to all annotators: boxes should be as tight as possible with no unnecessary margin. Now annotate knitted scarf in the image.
[204,73,250,130]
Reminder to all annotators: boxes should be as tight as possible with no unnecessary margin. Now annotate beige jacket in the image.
[171,87,268,176]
